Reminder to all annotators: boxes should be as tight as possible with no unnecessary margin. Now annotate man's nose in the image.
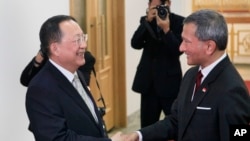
[179,42,185,52]
[79,41,87,49]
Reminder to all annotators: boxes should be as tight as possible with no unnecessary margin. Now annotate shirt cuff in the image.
[136,131,143,141]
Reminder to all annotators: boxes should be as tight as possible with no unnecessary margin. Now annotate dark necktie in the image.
[195,70,203,93]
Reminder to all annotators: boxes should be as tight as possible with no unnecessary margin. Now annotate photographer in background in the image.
[131,0,185,128]
[20,48,96,87]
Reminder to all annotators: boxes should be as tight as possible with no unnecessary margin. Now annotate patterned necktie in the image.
[195,70,203,93]
[72,74,99,123]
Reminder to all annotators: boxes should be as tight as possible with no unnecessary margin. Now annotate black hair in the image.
[183,9,228,50]
[39,15,77,56]
[149,0,168,5]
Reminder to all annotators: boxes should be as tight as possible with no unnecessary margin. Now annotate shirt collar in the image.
[199,52,227,82]
[49,59,76,83]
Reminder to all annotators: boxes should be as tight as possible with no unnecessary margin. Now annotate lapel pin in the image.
[202,87,207,93]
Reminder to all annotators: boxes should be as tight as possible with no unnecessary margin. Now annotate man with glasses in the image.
[20,34,96,88]
[25,15,122,141]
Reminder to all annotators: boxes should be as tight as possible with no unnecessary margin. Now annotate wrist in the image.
[163,27,170,34]
[39,50,45,58]
[145,16,153,22]
[33,59,42,67]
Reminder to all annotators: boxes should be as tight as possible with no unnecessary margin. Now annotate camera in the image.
[154,5,170,20]
[98,107,106,117]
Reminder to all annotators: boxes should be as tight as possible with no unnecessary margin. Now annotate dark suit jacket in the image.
[26,61,109,141]
[140,56,250,141]
[131,13,184,98]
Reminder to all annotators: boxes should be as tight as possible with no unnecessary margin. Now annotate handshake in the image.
[111,131,139,141]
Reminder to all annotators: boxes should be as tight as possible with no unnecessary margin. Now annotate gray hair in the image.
[183,9,228,50]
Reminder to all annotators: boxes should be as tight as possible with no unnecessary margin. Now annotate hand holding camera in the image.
[155,5,170,33]
[146,5,170,33]
[154,5,169,20]
[146,5,157,22]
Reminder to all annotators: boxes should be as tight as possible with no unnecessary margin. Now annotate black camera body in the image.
[155,5,170,20]
[98,107,106,117]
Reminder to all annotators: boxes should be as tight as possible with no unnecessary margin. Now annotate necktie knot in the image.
[72,74,80,88]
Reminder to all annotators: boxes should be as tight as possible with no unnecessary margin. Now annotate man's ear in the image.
[50,42,59,56]
[206,40,216,55]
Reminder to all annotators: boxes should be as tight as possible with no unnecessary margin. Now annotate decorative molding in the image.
[229,27,250,64]
[192,0,250,64]
[193,0,250,12]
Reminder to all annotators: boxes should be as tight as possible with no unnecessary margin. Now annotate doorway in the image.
[70,0,126,131]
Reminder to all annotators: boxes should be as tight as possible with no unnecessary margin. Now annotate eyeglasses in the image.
[72,34,88,46]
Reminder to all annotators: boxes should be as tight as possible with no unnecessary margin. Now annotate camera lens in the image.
[156,5,169,20]
[159,9,167,18]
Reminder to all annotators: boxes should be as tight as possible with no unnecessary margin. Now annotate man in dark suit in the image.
[131,0,184,128]
[124,9,250,141]
[25,15,122,141]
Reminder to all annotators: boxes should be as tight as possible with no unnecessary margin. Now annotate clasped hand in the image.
[111,131,139,141]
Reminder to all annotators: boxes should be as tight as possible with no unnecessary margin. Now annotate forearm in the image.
[20,57,43,86]
[20,50,47,87]
[140,99,178,141]
[131,18,148,49]
[161,31,183,56]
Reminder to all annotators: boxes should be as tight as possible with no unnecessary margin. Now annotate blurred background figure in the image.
[131,0,184,128]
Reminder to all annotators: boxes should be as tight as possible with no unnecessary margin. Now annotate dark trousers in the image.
[140,92,175,128]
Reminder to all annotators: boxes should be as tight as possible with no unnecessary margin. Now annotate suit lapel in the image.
[46,62,107,137]
[179,67,199,137]
[77,70,107,136]
[47,62,99,125]
[194,56,231,102]
[77,71,103,122]
[59,80,95,120]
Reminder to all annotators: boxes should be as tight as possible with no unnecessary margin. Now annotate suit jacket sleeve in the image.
[140,100,178,141]
[131,16,148,50]
[160,13,184,56]
[20,57,47,87]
